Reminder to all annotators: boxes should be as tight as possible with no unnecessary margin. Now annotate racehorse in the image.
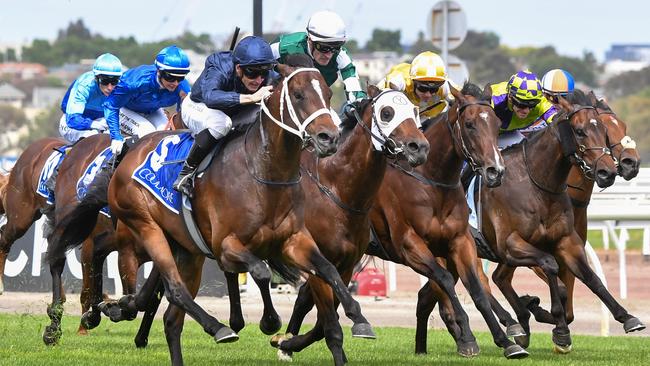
[48,62,375,365]
[415,92,643,353]
[365,83,530,359]
[250,85,430,365]
[488,91,643,347]
[0,137,67,296]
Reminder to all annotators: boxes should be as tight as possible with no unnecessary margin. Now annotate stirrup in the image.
[173,172,195,198]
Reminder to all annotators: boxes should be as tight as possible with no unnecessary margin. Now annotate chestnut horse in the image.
[48,64,375,365]
[365,84,532,359]
[416,93,643,354]
[254,86,430,365]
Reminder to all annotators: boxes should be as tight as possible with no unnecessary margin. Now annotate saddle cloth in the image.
[76,147,114,217]
[36,146,71,204]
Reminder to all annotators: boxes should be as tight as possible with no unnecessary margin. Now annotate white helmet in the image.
[306,10,346,43]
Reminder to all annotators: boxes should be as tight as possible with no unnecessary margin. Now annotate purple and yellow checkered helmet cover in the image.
[507,70,543,102]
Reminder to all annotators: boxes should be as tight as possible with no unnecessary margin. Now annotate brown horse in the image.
[252,86,430,365]
[364,83,531,359]
[417,93,643,353]
[48,63,375,365]
[0,137,66,296]
[489,91,643,346]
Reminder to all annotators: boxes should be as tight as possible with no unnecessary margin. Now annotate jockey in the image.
[379,51,454,123]
[270,10,366,103]
[489,70,558,148]
[104,45,191,156]
[173,36,277,197]
[59,53,123,143]
[541,68,575,105]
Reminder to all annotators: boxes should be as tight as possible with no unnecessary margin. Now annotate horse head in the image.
[268,57,339,157]
[348,85,429,166]
[557,92,617,188]
[448,83,505,187]
[587,91,640,180]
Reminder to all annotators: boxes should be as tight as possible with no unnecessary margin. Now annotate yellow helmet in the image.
[409,51,446,82]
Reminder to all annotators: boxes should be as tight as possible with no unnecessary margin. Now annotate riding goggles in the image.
[97,75,120,86]
[241,64,273,79]
[313,41,344,54]
[160,71,186,83]
[510,95,540,109]
[414,81,444,94]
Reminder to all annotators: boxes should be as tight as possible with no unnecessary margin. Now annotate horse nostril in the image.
[621,158,637,169]
[317,132,334,145]
[597,169,615,181]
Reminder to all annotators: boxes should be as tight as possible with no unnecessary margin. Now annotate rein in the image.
[448,100,493,172]
[302,158,369,215]
[568,106,612,181]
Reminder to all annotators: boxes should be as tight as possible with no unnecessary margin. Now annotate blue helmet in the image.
[93,53,123,76]
[233,36,276,67]
[155,45,190,76]
[541,69,575,96]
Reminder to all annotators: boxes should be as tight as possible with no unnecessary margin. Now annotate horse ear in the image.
[276,64,292,77]
[367,85,381,98]
[587,90,599,106]
[557,95,573,113]
[482,84,493,99]
[449,85,466,104]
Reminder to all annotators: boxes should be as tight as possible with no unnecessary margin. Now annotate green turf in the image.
[0,313,648,365]
[587,228,645,251]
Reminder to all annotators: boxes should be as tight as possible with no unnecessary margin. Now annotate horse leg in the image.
[557,233,645,333]
[134,266,164,348]
[504,235,572,353]
[77,238,94,335]
[131,223,237,347]
[269,279,315,361]
[400,235,478,357]
[281,231,374,338]
[449,235,528,358]
[414,280,441,354]
[79,230,115,333]
[163,247,204,366]
[43,256,66,346]
[491,263,535,348]
[277,275,346,366]
[224,271,246,333]
[250,264,282,335]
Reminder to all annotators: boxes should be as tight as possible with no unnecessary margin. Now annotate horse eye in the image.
[380,106,395,122]
[576,128,586,137]
[464,121,476,130]
[293,92,304,100]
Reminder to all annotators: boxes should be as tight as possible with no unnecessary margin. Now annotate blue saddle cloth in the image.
[132,132,194,214]
[76,147,114,217]
[36,146,72,205]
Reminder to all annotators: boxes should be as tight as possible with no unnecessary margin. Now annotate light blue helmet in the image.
[155,45,190,76]
[93,53,123,76]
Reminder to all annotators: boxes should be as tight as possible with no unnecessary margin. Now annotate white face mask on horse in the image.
[369,90,421,152]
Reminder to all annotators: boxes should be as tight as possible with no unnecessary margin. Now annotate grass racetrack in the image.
[0,313,648,365]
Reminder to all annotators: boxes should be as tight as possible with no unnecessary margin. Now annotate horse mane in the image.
[283,54,314,68]
[339,98,372,134]
[461,82,490,102]
[565,89,589,106]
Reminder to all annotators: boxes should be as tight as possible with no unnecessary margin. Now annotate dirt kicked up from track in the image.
[1,250,649,338]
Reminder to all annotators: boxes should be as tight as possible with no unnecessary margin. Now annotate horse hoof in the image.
[552,329,572,350]
[506,323,526,337]
[277,349,293,362]
[351,323,376,339]
[229,317,245,333]
[504,344,529,359]
[514,333,530,349]
[214,327,239,343]
[259,313,282,335]
[553,343,573,354]
[80,310,101,330]
[624,317,646,333]
[270,333,292,348]
[134,336,148,349]
[457,341,480,357]
[42,325,61,346]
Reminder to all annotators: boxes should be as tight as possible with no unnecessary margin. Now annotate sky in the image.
[0,0,648,62]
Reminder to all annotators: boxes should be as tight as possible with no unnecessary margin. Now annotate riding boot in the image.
[173,129,219,198]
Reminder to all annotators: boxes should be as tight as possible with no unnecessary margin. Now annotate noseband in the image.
[596,108,637,168]
[449,100,493,172]
[566,106,612,180]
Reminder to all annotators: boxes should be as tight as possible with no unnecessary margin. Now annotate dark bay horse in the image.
[490,91,643,345]
[417,94,643,354]
[0,137,66,296]
[365,84,530,359]
[48,64,374,365]
[260,86,429,365]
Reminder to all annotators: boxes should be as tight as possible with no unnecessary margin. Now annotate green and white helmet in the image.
[306,10,346,43]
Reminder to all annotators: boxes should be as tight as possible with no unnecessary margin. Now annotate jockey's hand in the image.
[110,139,124,156]
[90,119,108,131]
[252,85,274,103]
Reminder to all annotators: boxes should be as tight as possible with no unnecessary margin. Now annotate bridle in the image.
[448,99,493,172]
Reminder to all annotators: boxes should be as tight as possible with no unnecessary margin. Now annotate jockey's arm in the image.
[103,82,135,141]
[337,49,366,102]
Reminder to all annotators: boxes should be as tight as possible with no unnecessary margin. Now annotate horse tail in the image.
[266,258,302,287]
[46,166,113,264]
